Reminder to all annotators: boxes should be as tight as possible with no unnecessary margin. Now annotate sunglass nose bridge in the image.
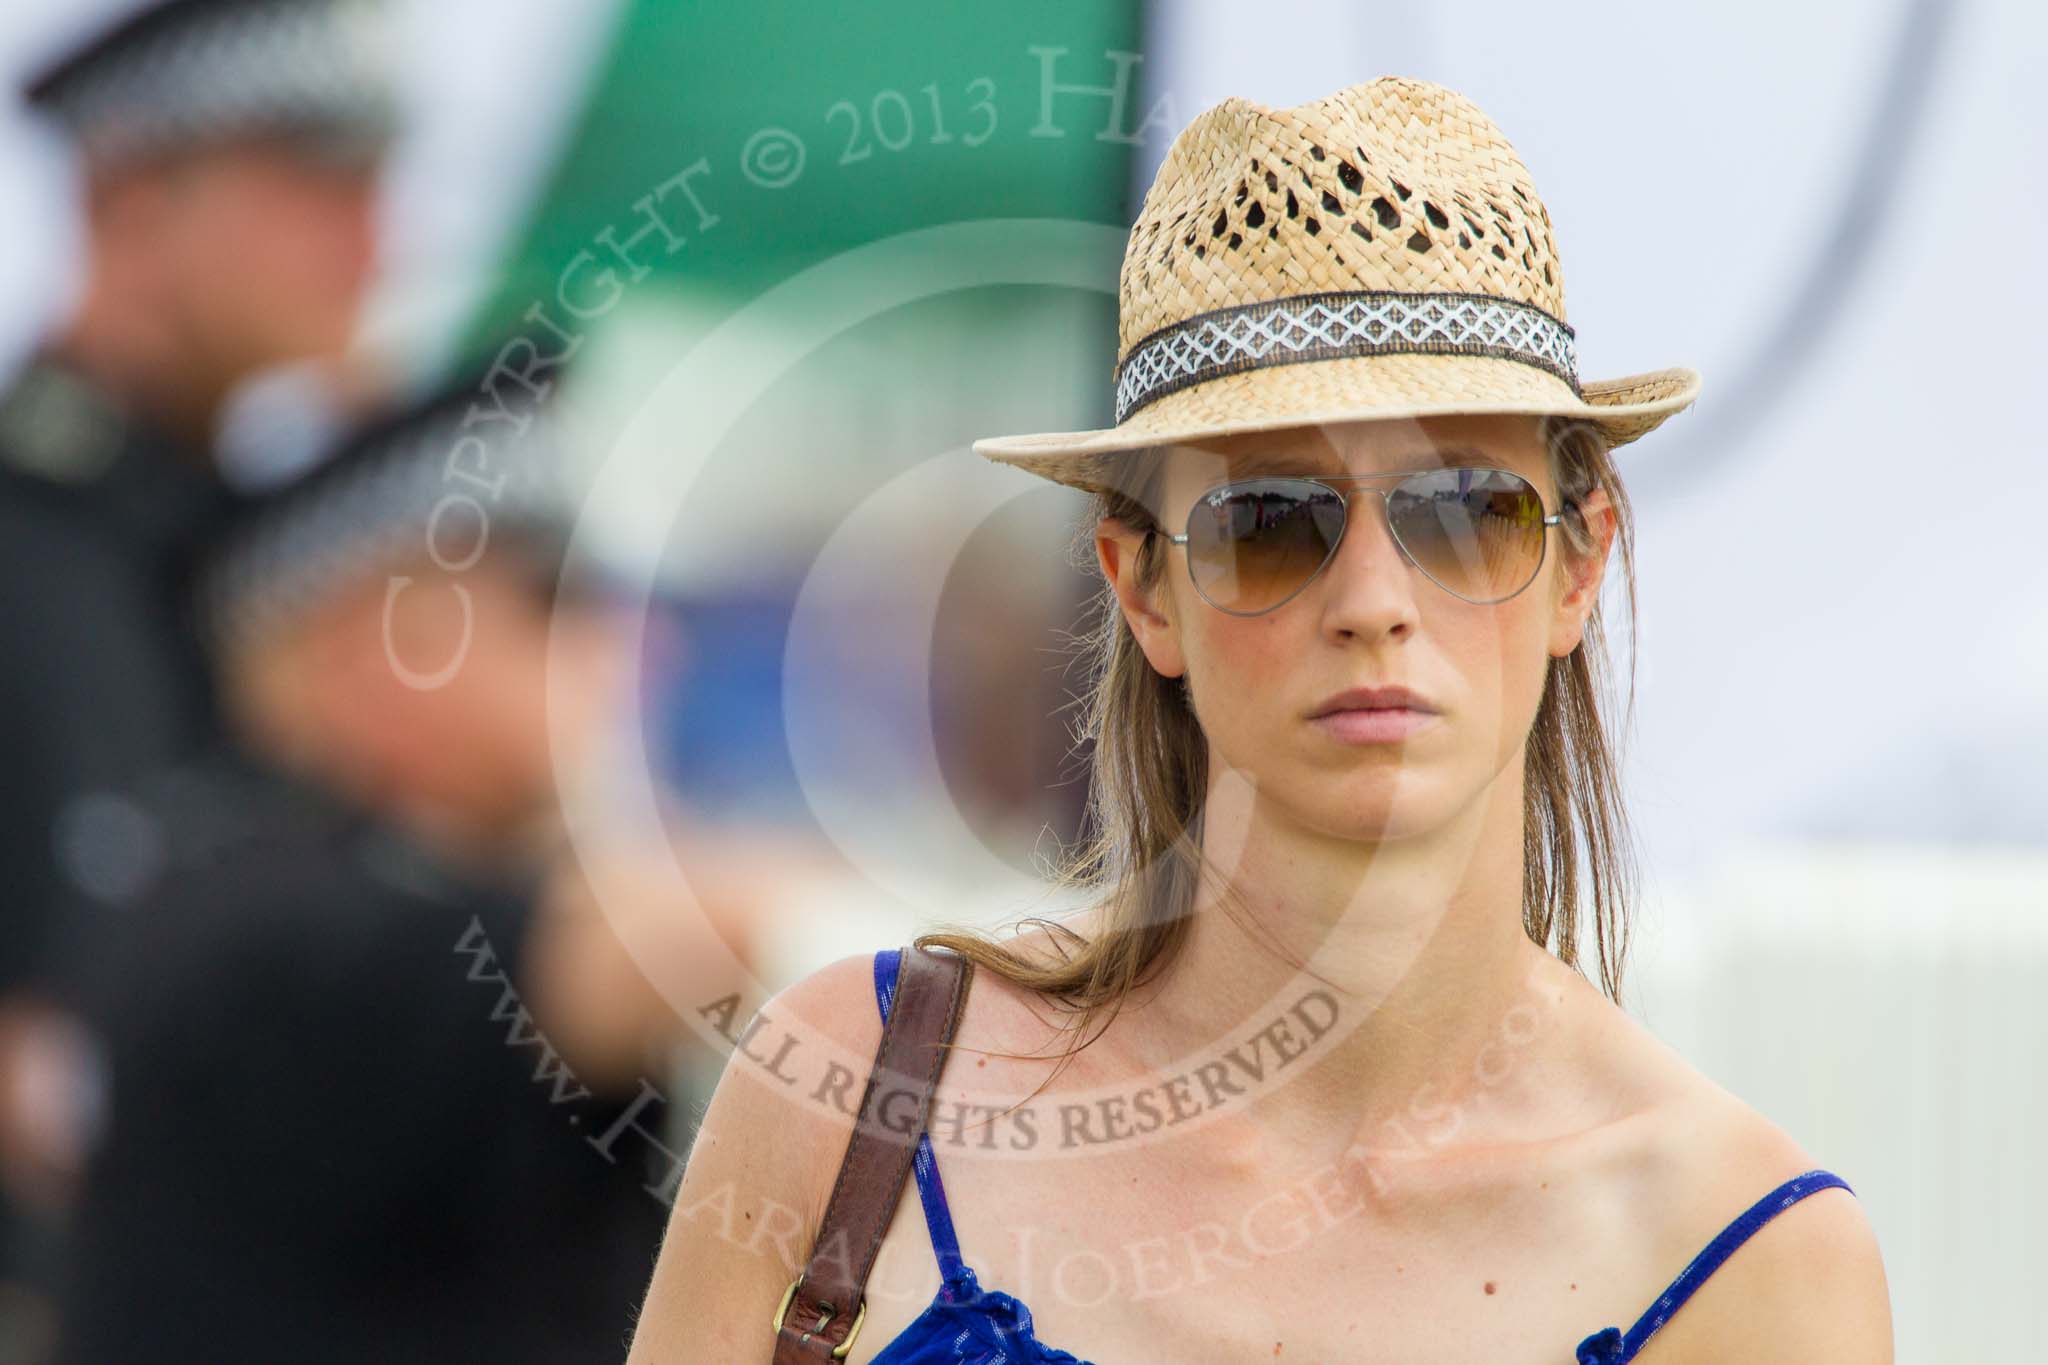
[1324,484,1405,565]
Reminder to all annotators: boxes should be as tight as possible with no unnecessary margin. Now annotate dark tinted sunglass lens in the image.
[1184,479,1346,614]
[1386,468,1549,602]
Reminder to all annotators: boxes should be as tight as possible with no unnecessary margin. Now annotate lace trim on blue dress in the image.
[876,1260,1088,1364]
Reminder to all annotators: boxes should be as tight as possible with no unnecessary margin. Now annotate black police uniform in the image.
[51,752,670,1365]
[50,367,670,1364]
[6,0,401,994]
[0,358,234,995]
[0,359,238,1299]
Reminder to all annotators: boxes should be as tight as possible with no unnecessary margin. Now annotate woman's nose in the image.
[1316,488,1422,632]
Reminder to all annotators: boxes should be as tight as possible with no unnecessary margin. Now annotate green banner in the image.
[468,1,1151,346]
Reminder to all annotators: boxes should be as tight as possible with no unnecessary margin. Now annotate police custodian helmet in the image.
[19,0,399,165]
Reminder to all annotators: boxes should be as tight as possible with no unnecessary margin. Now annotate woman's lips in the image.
[1310,706,1441,743]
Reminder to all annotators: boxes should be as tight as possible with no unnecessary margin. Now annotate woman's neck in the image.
[1122,755,1574,1176]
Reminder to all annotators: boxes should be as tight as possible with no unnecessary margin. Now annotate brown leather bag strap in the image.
[772,944,972,1361]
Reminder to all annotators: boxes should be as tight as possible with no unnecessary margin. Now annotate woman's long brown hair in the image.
[918,418,1642,1081]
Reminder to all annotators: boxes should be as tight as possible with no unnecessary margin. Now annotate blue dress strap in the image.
[1576,1168,1854,1364]
[872,948,970,1284]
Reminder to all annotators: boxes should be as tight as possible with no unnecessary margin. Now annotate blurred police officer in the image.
[48,362,767,1364]
[0,1,398,1308]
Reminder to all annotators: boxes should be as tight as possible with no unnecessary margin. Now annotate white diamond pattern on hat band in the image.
[1112,290,1581,426]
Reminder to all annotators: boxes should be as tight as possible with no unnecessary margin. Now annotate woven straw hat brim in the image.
[974,355,1700,495]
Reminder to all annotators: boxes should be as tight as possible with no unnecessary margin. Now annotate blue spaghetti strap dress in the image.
[862,948,1853,1365]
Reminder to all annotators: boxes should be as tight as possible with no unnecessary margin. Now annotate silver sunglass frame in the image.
[1162,465,1577,615]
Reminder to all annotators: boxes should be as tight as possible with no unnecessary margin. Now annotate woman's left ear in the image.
[1548,487,1615,657]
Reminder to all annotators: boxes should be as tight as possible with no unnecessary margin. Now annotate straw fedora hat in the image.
[974,76,1700,494]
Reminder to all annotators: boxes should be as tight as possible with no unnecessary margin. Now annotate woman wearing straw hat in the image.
[629,78,1892,1364]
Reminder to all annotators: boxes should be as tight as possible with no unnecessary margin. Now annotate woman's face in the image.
[1097,413,1614,842]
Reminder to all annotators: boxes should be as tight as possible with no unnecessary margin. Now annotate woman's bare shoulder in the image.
[624,950,886,1363]
[1556,970,1892,1362]
[669,938,1062,1224]
[934,919,1138,1087]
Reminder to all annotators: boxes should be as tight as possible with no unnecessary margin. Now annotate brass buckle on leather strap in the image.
[772,1277,866,1358]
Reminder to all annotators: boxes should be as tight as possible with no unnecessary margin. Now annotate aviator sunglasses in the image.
[1159,466,1579,616]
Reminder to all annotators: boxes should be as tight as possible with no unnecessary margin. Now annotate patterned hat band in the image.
[972,80,1701,489]
[1112,289,1580,426]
